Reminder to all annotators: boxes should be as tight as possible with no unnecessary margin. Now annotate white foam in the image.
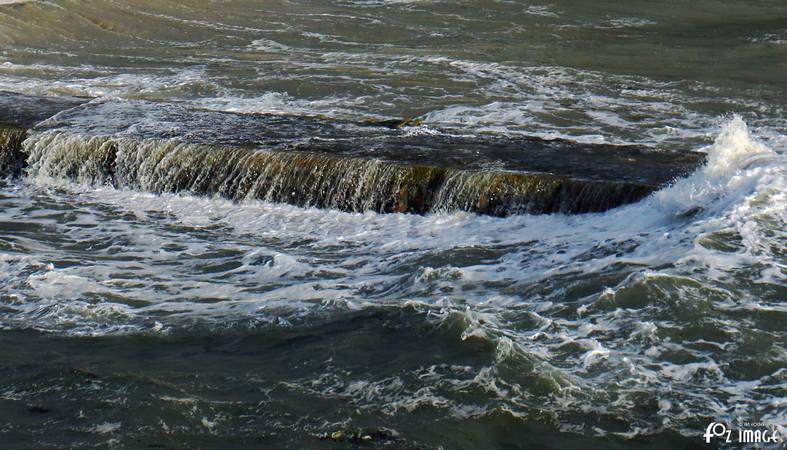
[87,422,122,434]
[654,116,778,213]
[524,5,559,18]
[249,38,293,53]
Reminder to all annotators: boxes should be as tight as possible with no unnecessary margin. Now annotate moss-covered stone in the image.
[393,165,446,213]
[0,126,28,177]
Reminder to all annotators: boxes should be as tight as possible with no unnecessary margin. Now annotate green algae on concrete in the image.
[0,126,27,177]
[23,132,677,216]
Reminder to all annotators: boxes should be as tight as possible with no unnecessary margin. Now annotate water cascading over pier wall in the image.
[1,92,705,216]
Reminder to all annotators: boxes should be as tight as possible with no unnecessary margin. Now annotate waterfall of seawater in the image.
[14,130,656,216]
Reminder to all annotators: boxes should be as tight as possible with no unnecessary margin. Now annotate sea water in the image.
[0,1,784,448]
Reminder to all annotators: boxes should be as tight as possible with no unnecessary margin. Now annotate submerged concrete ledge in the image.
[1,92,705,216]
[0,91,88,129]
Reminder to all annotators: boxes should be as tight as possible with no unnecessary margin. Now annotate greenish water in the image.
[0,312,708,449]
[0,0,785,448]
[0,0,784,147]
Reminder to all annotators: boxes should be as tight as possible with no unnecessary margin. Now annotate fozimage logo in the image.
[703,422,781,445]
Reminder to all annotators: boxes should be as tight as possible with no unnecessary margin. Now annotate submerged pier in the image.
[1,92,704,216]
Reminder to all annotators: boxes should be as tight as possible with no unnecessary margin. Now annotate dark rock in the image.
[28,405,52,414]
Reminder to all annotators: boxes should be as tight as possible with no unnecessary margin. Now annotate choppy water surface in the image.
[0,0,785,148]
[0,0,785,448]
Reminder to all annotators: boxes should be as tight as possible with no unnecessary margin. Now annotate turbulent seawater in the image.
[0,0,785,448]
